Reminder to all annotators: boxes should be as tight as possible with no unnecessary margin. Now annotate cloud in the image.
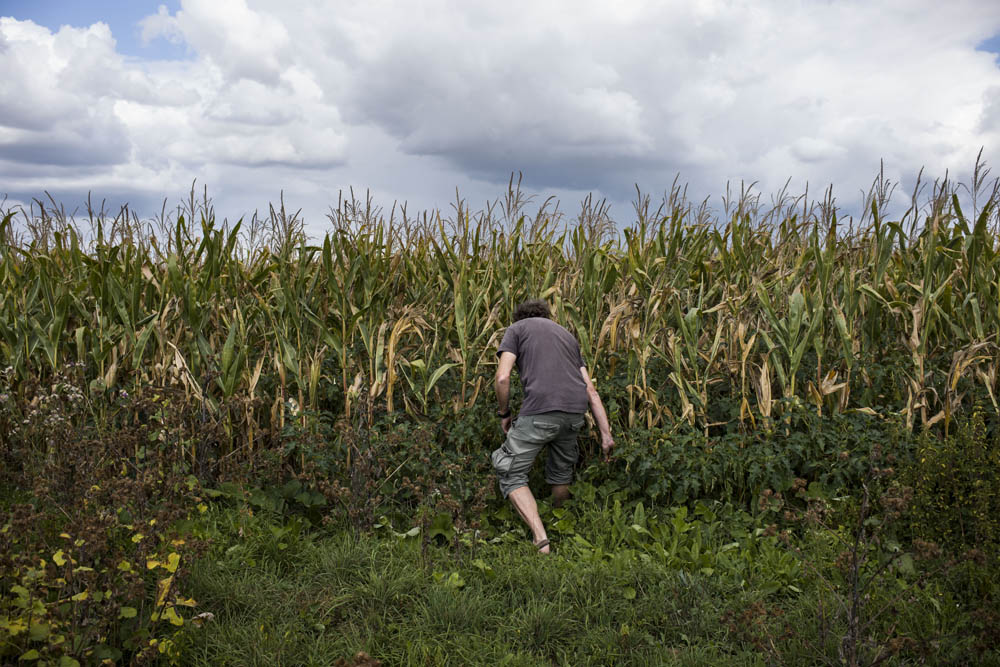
[139,5,185,46]
[246,0,1000,202]
[140,0,290,84]
[980,87,1000,133]
[0,11,348,223]
[0,116,130,166]
[2,1,1000,231]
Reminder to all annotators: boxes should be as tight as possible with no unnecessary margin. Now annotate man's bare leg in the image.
[507,486,550,553]
[550,484,570,508]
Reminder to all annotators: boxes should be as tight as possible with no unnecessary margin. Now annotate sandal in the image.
[533,538,550,553]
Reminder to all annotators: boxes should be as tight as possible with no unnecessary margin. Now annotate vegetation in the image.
[2,160,1000,664]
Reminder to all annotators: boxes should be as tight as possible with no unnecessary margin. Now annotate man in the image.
[492,298,615,554]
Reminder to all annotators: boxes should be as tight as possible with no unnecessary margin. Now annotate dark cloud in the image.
[0,119,130,166]
[439,149,666,202]
[0,186,173,223]
[219,154,346,170]
[0,159,108,179]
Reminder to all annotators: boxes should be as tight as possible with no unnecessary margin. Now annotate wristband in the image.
[497,409,511,419]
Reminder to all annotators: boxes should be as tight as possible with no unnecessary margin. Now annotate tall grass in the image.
[1,162,998,475]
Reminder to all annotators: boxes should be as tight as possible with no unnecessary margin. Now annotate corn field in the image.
[2,166,999,467]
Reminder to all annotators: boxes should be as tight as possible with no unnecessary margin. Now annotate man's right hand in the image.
[501,416,512,433]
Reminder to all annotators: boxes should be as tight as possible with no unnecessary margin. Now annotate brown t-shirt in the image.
[497,317,588,415]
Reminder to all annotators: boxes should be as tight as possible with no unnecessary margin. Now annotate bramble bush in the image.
[0,368,208,664]
[581,400,905,508]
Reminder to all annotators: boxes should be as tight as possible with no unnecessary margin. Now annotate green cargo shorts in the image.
[490,411,586,498]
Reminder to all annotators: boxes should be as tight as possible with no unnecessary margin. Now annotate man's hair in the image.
[513,299,551,322]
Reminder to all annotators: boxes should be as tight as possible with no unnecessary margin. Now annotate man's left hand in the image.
[501,416,512,433]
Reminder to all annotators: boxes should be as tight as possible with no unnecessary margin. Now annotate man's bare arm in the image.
[496,352,517,432]
[580,366,615,461]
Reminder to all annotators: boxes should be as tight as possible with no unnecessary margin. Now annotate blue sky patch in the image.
[977,32,1000,57]
[1,1,188,60]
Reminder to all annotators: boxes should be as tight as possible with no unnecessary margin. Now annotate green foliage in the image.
[588,403,901,507]
[0,371,207,664]
[554,493,803,596]
[0,490,204,665]
[903,405,1000,553]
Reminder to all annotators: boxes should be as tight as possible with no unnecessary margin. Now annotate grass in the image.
[168,499,999,667]
[178,524,747,666]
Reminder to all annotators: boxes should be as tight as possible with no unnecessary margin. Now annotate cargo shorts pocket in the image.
[491,445,515,475]
[522,417,561,443]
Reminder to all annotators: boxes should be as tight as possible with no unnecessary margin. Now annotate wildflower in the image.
[191,612,215,628]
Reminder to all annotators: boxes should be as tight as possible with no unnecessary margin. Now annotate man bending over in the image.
[492,299,615,554]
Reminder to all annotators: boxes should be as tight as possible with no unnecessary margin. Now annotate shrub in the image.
[586,404,905,508]
[0,371,208,664]
[902,405,1000,554]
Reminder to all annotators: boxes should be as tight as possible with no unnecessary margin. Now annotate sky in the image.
[2,0,1000,235]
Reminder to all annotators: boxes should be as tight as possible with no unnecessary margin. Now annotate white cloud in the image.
[140,0,290,84]
[139,5,184,46]
[2,0,1000,231]
[0,10,348,222]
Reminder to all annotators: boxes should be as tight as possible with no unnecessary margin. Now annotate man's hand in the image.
[580,366,615,463]
[601,433,615,462]
[501,416,512,433]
